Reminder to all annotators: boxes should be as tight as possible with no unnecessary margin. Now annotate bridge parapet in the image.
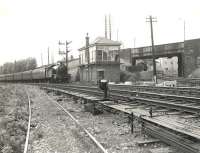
[132,42,184,58]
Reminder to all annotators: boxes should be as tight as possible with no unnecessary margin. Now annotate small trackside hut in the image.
[79,34,121,83]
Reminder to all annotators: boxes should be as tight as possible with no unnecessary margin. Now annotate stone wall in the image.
[183,39,200,77]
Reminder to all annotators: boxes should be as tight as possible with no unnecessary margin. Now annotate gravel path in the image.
[28,86,100,153]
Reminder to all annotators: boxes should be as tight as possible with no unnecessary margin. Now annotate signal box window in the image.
[97,50,102,61]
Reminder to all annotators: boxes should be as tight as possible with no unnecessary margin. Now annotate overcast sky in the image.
[0,0,200,66]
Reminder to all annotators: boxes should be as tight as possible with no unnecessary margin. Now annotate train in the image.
[0,62,70,83]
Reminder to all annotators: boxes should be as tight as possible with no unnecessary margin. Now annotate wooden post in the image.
[131,112,134,134]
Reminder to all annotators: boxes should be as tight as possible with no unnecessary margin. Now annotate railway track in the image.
[37,83,200,153]
[41,84,200,114]
[107,84,200,98]
[22,85,108,153]
[34,82,200,97]
[46,93,108,153]
[51,83,200,98]
[145,123,199,153]
[23,87,32,153]
[109,84,200,97]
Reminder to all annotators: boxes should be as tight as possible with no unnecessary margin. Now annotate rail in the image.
[41,84,200,153]
[46,94,108,153]
[145,123,199,153]
[45,84,200,114]
[23,87,32,153]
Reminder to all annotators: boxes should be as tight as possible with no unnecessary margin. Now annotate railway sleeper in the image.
[41,86,200,148]
[145,125,200,153]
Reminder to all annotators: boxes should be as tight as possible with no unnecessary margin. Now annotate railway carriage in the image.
[22,70,32,81]
[32,67,46,81]
[0,75,5,81]
[31,65,57,82]
[14,72,23,81]
[5,74,14,82]
[0,63,69,82]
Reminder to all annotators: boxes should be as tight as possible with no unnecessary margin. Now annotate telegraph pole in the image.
[51,51,54,64]
[14,60,16,73]
[41,52,43,66]
[131,38,136,65]
[58,40,72,77]
[184,20,185,42]
[85,33,90,82]
[105,15,107,38]
[117,29,119,41]
[109,14,112,40]
[47,47,50,65]
[146,15,157,84]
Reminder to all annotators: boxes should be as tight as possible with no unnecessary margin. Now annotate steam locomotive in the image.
[0,62,70,83]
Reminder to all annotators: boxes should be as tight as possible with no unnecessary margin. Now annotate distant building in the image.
[158,57,178,76]
[79,36,121,83]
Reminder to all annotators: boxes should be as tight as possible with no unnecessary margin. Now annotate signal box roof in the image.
[79,37,121,51]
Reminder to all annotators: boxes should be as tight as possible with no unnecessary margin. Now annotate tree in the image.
[2,62,14,74]
[0,57,37,74]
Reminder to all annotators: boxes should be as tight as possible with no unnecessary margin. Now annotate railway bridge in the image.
[129,38,200,77]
